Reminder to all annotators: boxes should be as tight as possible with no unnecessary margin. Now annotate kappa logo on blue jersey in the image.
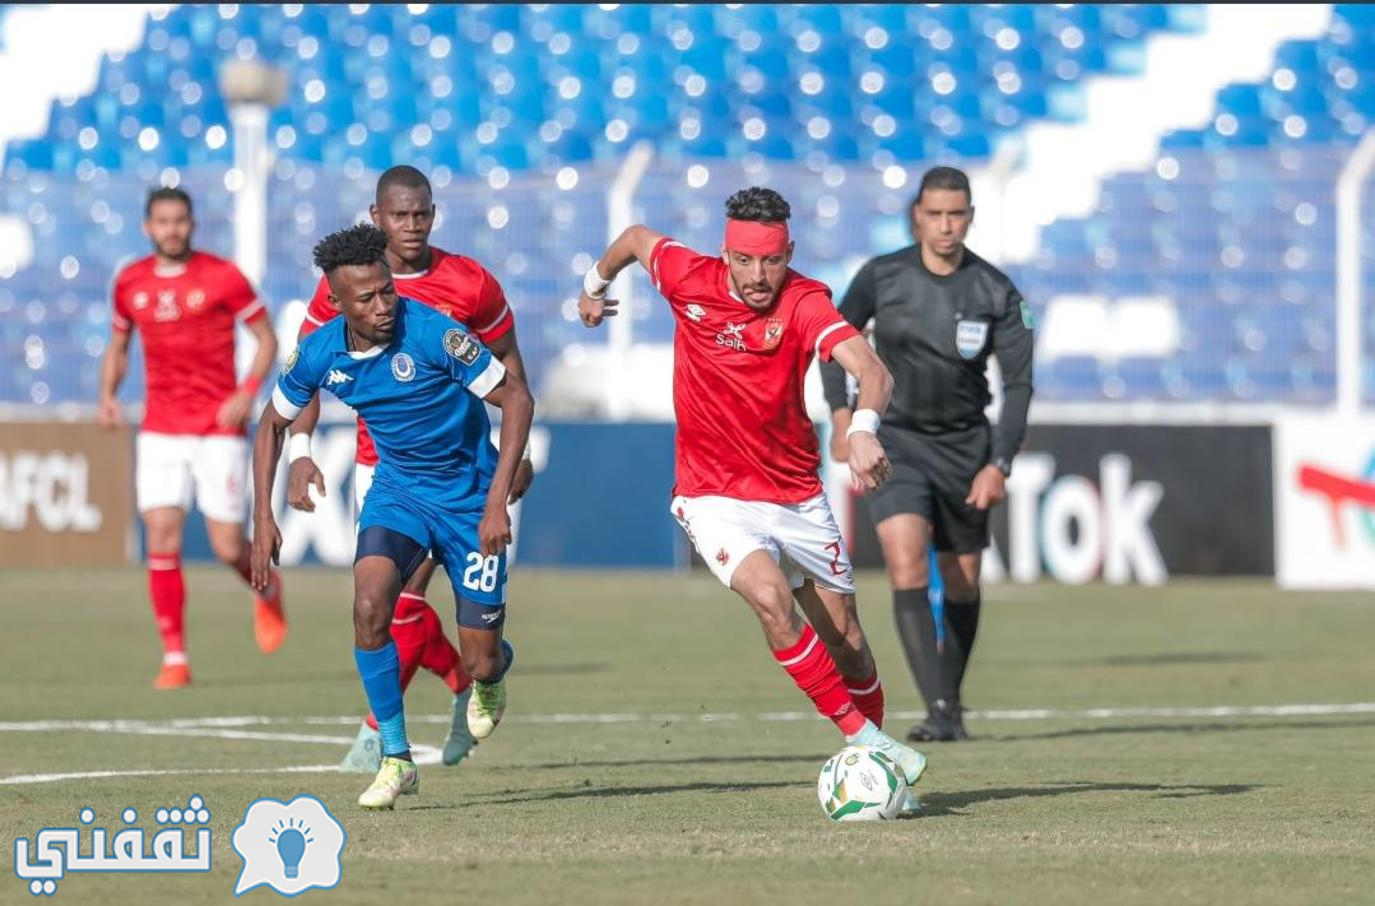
[326,370,353,386]
[391,353,415,382]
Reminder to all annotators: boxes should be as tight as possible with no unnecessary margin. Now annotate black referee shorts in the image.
[865,421,992,554]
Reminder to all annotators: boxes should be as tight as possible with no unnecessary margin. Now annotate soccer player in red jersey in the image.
[578,187,927,811]
[285,165,534,772]
[97,186,286,689]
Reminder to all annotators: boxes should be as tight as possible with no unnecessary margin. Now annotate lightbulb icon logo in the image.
[232,795,345,896]
[268,818,313,879]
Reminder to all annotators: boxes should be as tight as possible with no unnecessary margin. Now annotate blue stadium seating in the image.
[3,4,1374,407]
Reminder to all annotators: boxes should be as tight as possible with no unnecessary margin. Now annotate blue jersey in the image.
[273,297,505,508]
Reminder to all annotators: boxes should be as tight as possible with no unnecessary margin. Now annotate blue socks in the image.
[354,642,409,757]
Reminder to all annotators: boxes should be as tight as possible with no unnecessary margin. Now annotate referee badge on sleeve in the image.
[955,320,988,359]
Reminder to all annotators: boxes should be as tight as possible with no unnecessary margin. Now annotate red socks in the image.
[416,605,469,695]
[148,552,186,661]
[365,593,471,731]
[845,670,885,729]
[773,624,868,737]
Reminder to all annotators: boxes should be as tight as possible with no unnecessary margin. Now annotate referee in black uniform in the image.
[821,166,1034,742]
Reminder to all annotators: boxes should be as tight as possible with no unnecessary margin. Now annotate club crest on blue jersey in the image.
[391,352,415,382]
[955,319,988,359]
[444,329,480,365]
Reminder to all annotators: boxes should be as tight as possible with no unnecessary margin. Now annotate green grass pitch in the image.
[2,567,1373,904]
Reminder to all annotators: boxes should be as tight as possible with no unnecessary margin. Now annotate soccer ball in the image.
[816,745,905,822]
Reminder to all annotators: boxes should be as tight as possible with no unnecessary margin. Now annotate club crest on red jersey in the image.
[186,288,206,311]
[763,318,784,350]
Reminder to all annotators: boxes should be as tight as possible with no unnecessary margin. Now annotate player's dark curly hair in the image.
[724,187,791,223]
[312,223,389,274]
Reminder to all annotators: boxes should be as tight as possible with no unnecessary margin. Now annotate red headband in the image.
[724,219,790,257]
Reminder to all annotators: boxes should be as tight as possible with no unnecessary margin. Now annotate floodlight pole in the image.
[219,60,288,288]
[1335,128,1375,419]
[604,140,655,420]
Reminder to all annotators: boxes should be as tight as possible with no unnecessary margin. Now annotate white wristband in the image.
[845,409,881,439]
[583,264,611,299]
[287,432,313,463]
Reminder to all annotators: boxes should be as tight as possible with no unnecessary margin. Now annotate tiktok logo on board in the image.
[231,795,346,897]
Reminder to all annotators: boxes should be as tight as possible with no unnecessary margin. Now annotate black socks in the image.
[894,588,981,713]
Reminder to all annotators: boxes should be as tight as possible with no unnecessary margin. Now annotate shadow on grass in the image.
[974,717,1375,742]
[919,781,1260,817]
[199,672,359,687]
[987,651,1273,669]
[522,752,831,771]
[475,779,803,806]
[1094,651,1271,667]
[512,663,609,677]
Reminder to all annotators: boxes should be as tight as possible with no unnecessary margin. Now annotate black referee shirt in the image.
[820,244,1034,467]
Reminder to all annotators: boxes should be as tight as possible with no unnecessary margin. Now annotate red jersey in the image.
[299,246,513,466]
[112,250,265,436]
[650,237,860,503]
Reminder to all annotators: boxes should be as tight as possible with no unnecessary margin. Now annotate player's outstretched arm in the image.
[577,224,665,328]
[249,401,294,591]
[829,335,895,492]
[477,371,535,556]
[218,315,279,429]
[97,328,132,429]
[285,316,328,510]
[285,394,326,512]
[486,330,535,503]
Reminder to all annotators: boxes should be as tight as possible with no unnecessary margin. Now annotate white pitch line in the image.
[3,702,1372,734]
[1,702,1370,785]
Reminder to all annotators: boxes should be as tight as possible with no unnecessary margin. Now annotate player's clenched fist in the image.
[96,395,122,429]
[577,291,619,328]
[478,504,513,557]
[250,512,282,592]
[287,457,327,512]
[848,432,893,492]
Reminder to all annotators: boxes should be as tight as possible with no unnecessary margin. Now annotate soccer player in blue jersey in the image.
[249,224,534,810]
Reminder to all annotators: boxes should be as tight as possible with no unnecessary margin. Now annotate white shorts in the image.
[354,462,375,515]
[136,432,248,524]
[670,493,856,594]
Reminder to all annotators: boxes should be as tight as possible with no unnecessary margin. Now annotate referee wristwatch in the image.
[992,457,1013,478]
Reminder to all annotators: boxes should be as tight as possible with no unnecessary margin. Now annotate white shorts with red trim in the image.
[136,432,248,524]
[353,462,375,516]
[670,493,855,594]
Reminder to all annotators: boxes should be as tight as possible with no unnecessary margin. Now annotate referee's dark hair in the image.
[313,223,389,275]
[913,166,972,206]
[145,186,193,218]
[376,164,431,202]
[725,187,791,223]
